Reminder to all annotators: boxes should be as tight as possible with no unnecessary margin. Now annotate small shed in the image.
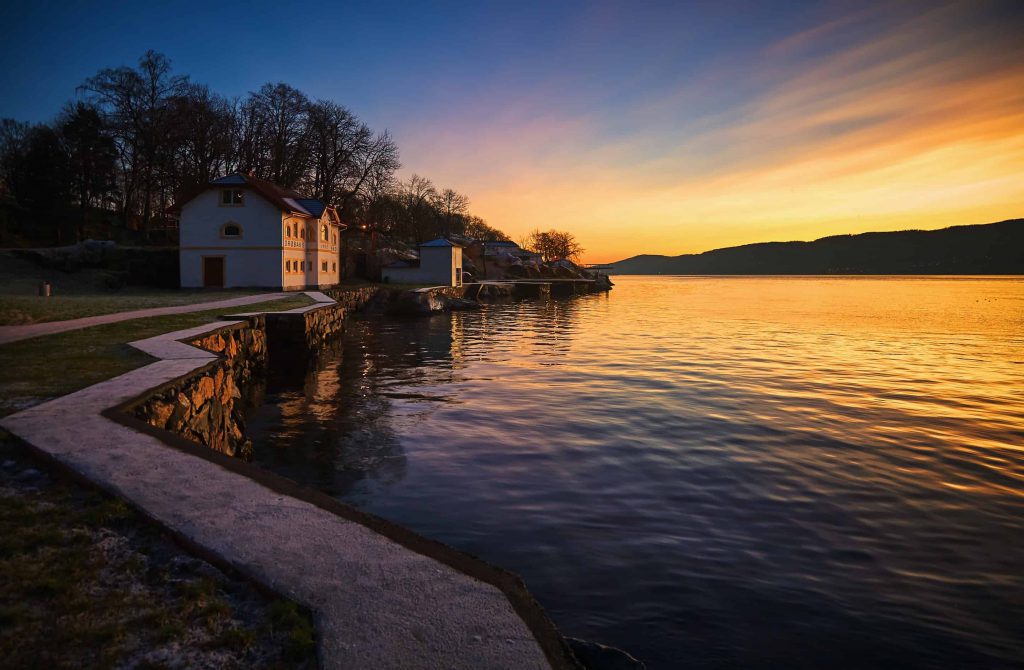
[382,238,463,287]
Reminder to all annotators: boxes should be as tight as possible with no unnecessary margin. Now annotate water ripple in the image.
[248,276,1024,669]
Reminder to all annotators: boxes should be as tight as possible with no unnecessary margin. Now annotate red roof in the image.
[166,173,334,219]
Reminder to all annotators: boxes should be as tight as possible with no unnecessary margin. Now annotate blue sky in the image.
[1,1,814,126]
[3,1,1023,261]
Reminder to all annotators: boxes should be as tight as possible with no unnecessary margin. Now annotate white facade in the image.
[178,178,342,289]
[382,240,463,287]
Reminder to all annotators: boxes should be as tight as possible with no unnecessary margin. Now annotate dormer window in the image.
[220,222,243,238]
[221,189,244,206]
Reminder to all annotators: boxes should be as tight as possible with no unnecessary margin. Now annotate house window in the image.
[322,224,329,241]
[321,261,328,272]
[285,260,290,273]
[219,222,243,238]
[286,224,292,237]
[332,261,337,272]
[220,189,243,206]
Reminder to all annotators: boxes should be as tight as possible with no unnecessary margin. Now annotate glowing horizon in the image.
[389,3,1024,263]
[2,1,1023,264]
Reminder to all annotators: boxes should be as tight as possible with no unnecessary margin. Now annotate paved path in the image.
[0,293,286,345]
[0,299,556,669]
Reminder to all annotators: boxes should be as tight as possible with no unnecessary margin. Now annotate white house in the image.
[382,239,464,286]
[171,173,345,289]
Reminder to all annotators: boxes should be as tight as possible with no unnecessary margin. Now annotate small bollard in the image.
[38,281,51,297]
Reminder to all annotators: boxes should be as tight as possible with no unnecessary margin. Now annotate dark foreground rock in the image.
[475,282,517,299]
[386,289,482,316]
[447,296,482,311]
[568,637,646,670]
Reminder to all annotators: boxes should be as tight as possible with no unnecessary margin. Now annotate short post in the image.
[38,281,52,297]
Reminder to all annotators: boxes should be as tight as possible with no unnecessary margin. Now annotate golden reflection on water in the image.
[250,276,1024,669]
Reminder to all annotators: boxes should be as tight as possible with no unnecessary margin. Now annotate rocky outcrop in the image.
[474,283,516,300]
[134,321,267,457]
[385,288,480,316]
[385,290,448,316]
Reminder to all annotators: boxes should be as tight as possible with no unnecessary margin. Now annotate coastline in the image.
[0,286,609,670]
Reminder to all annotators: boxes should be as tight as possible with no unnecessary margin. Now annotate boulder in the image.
[386,290,482,315]
[446,297,481,311]
[476,283,515,300]
[386,290,448,316]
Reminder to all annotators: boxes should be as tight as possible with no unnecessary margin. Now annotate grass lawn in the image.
[0,290,278,326]
[0,250,278,325]
[0,435,316,669]
[0,294,313,417]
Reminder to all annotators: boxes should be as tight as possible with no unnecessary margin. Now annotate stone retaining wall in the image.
[133,318,266,457]
[323,285,382,310]
[130,288,382,459]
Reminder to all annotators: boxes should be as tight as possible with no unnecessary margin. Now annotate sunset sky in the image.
[2,1,1023,262]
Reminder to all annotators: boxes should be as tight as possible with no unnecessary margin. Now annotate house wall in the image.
[309,219,342,288]
[281,215,341,289]
[179,187,342,289]
[282,214,310,290]
[382,246,462,286]
[180,188,284,288]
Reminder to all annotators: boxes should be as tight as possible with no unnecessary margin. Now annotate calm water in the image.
[248,276,1024,669]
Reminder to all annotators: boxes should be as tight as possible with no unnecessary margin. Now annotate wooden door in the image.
[203,257,225,288]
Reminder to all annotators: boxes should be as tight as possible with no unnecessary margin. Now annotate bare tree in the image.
[57,102,117,240]
[337,130,400,215]
[434,188,468,236]
[524,228,584,262]
[81,50,189,234]
[0,119,30,191]
[4,49,514,248]
[399,174,438,243]
[306,100,366,202]
[243,83,311,187]
[167,84,235,188]
[463,215,509,241]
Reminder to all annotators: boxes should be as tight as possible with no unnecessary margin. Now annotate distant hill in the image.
[609,219,1024,275]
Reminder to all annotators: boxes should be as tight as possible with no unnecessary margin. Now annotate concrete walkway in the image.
[0,293,286,345]
[0,297,556,669]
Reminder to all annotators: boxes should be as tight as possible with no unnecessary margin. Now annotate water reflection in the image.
[248,296,595,498]
[247,278,1024,669]
[248,335,409,497]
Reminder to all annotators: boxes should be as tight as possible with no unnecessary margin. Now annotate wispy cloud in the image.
[394,1,1024,261]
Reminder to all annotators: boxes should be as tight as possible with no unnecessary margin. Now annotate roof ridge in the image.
[169,172,332,217]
